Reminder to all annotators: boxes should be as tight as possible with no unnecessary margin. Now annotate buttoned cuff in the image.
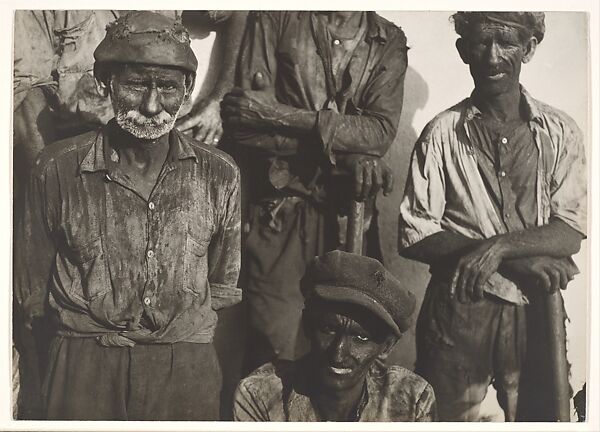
[210,284,242,310]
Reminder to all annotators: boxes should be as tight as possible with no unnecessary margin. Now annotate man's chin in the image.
[318,368,360,391]
[118,122,174,140]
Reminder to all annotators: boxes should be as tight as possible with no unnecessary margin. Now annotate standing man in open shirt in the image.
[398,12,586,421]
[13,11,241,420]
[221,11,408,369]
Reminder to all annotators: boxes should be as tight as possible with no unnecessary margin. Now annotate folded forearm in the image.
[494,219,583,260]
[318,110,394,157]
[400,231,480,265]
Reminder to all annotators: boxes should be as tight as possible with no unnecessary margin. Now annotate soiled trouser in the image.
[43,337,222,420]
[243,197,333,368]
[416,280,560,422]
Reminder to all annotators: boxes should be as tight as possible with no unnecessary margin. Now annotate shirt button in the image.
[333,39,341,45]
[143,297,151,306]
[505,213,511,219]
[148,202,155,210]
[499,171,506,177]
[104,173,112,182]
[147,250,155,259]
[501,137,508,144]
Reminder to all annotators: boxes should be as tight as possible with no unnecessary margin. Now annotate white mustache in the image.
[115,108,179,140]
[122,110,173,126]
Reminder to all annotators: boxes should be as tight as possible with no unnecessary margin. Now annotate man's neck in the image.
[326,11,362,37]
[472,84,522,123]
[312,381,365,421]
[112,127,170,172]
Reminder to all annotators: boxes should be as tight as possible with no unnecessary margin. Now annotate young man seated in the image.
[233,250,436,421]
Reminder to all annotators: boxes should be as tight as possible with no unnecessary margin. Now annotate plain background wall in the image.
[191,11,589,420]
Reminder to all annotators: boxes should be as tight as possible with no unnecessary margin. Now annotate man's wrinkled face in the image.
[307,301,396,393]
[109,64,188,140]
[459,23,533,96]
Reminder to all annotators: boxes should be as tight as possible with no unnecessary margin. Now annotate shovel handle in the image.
[547,290,571,421]
[346,200,365,254]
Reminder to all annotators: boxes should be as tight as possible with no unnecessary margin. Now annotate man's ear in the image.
[184,73,196,101]
[93,64,111,98]
[95,77,110,98]
[522,36,538,64]
[456,38,470,64]
[377,335,399,361]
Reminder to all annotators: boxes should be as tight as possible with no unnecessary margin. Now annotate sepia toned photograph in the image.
[4,3,597,429]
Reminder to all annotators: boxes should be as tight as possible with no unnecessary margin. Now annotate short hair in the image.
[452,12,545,43]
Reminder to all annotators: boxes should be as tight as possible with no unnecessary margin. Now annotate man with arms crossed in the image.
[14,11,241,420]
[399,12,586,421]
[221,11,407,369]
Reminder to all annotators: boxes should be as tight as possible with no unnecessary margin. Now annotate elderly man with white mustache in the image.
[13,11,241,420]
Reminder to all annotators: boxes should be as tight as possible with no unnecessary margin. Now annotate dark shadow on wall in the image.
[377,65,430,370]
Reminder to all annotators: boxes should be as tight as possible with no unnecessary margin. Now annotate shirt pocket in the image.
[183,234,210,297]
[71,236,111,302]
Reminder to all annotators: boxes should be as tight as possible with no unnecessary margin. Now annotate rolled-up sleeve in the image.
[208,165,242,310]
[398,122,446,250]
[549,120,587,236]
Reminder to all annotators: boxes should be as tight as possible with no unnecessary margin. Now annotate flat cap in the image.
[453,12,546,43]
[304,251,416,336]
[94,11,198,73]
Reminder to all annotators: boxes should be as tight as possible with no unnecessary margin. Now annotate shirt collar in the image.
[366,12,388,43]
[464,85,543,125]
[79,123,197,174]
[312,11,386,43]
[285,360,380,421]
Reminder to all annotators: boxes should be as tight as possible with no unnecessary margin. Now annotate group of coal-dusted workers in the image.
[12,9,585,422]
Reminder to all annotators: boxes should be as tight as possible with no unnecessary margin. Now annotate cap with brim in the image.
[313,284,402,337]
[94,11,198,74]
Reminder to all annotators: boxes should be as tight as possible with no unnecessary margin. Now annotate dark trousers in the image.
[416,281,563,421]
[43,337,222,420]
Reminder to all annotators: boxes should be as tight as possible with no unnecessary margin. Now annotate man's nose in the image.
[487,41,502,66]
[140,86,162,117]
[331,335,350,364]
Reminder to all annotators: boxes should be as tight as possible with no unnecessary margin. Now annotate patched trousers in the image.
[42,336,222,420]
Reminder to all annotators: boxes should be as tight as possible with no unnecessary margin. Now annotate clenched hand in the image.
[451,237,505,303]
[338,154,394,202]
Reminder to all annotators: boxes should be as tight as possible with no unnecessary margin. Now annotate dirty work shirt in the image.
[399,87,586,304]
[398,88,586,421]
[233,360,436,421]
[231,11,407,366]
[14,122,241,344]
[233,11,408,200]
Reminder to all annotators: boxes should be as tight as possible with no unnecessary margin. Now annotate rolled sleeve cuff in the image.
[398,223,443,251]
[551,212,587,239]
[316,109,338,165]
[210,283,242,310]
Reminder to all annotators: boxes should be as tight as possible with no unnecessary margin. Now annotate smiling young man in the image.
[233,251,436,422]
[399,12,586,421]
[13,11,241,420]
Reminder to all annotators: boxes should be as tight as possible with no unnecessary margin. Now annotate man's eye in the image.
[124,83,147,90]
[354,335,370,342]
[319,325,336,335]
